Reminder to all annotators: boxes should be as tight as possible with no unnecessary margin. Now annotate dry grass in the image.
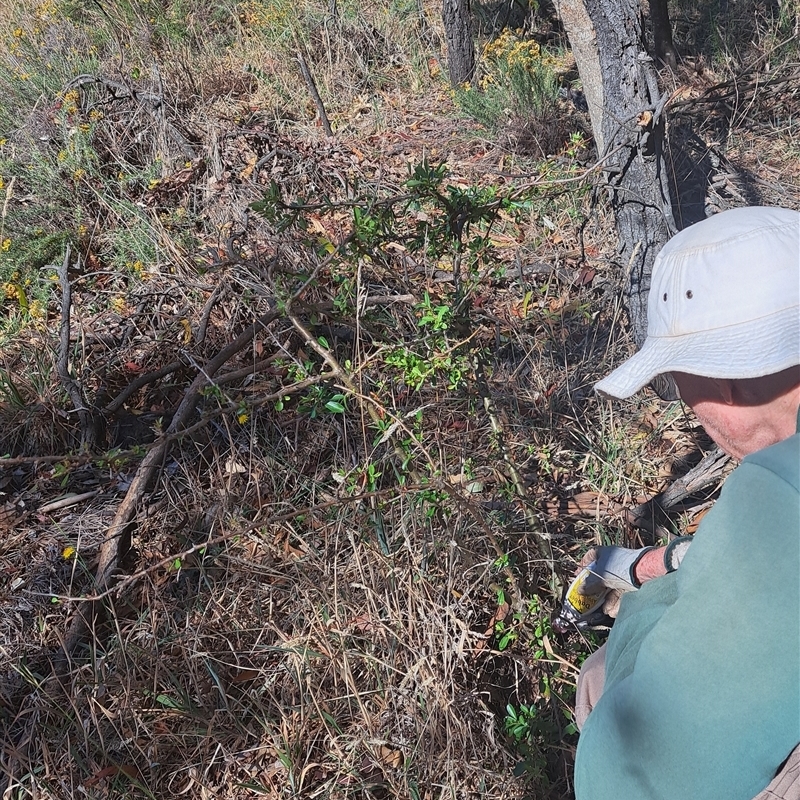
[0,1,798,798]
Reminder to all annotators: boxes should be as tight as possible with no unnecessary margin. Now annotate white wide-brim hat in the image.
[595,206,800,400]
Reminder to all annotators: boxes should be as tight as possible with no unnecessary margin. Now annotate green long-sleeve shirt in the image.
[575,424,800,799]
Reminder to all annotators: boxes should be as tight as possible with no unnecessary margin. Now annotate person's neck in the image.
[744,384,800,455]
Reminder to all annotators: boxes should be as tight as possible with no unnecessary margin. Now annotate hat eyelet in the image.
[685,290,693,299]
[662,293,667,301]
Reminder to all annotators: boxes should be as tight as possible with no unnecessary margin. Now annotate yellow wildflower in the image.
[62,546,76,560]
[1,238,10,251]
[28,299,45,319]
[237,411,249,425]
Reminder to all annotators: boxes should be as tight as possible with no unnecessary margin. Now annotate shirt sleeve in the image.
[574,461,800,800]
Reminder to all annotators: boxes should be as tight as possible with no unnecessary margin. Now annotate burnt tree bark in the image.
[557,0,677,347]
[442,0,475,86]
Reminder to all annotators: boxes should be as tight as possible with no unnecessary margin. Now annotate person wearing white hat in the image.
[572,206,800,800]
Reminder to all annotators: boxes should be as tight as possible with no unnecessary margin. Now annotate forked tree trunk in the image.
[557,0,677,346]
[442,0,475,86]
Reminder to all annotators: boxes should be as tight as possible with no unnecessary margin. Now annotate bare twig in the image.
[0,451,100,467]
[103,359,186,415]
[196,282,228,345]
[57,246,97,450]
[295,46,334,137]
[212,354,283,387]
[39,490,101,514]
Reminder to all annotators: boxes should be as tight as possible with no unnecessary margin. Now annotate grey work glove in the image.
[578,545,655,596]
[574,546,653,619]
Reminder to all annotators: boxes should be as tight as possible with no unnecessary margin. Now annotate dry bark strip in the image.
[627,446,731,534]
[548,447,731,539]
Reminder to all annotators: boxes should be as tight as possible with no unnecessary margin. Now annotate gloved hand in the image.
[575,546,654,619]
[576,538,693,618]
[578,545,655,595]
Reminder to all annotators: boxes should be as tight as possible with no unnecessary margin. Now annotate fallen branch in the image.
[546,447,732,540]
[39,490,101,514]
[103,359,186,415]
[54,240,346,670]
[627,446,731,535]
[55,305,282,669]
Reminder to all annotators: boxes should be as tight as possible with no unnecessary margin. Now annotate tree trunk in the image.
[648,0,677,69]
[557,0,677,346]
[442,0,475,87]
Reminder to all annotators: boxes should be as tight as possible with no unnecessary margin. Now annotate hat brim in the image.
[594,305,800,399]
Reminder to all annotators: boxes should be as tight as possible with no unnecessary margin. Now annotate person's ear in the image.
[714,378,736,405]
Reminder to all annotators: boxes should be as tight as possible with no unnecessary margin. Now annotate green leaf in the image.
[325,400,345,414]
[154,694,182,709]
